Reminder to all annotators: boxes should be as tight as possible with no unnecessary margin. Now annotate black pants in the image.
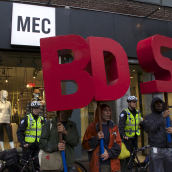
[21,147,40,171]
[0,123,13,142]
[123,136,138,169]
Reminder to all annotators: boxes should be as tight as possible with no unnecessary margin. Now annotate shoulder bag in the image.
[39,119,63,171]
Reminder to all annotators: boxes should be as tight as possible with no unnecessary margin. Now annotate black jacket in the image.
[118,107,146,138]
[145,97,172,148]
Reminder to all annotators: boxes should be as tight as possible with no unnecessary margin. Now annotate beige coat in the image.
[0,90,11,123]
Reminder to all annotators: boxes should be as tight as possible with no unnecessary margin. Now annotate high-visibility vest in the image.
[25,113,44,143]
[124,108,141,137]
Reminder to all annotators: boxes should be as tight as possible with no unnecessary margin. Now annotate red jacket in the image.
[82,120,121,172]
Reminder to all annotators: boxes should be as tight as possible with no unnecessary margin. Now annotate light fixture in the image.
[130,76,134,78]
[46,0,52,6]
[145,6,162,18]
[32,59,37,67]
[2,69,5,75]
[5,79,8,82]
[18,58,23,67]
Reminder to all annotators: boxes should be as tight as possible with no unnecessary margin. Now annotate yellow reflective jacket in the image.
[124,108,141,137]
[25,113,44,143]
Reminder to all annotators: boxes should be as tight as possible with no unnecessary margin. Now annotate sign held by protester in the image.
[40,35,130,111]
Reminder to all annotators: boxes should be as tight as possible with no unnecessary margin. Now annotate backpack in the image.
[2,148,20,167]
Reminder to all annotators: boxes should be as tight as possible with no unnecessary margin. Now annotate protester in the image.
[17,101,44,172]
[82,104,121,172]
[39,110,80,172]
[118,96,146,171]
[145,97,172,172]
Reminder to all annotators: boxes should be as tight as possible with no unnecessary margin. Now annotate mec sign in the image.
[11,3,55,46]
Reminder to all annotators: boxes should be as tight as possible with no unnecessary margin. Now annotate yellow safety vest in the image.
[124,108,141,137]
[25,113,44,143]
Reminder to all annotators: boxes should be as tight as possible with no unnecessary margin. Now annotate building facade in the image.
[0,0,172,159]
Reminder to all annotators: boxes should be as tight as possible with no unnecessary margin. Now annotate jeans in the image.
[149,147,172,172]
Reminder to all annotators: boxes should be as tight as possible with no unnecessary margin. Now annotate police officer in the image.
[17,101,44,172]
[118,96,146,171]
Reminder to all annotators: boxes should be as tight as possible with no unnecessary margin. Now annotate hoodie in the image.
[145,97,172,148]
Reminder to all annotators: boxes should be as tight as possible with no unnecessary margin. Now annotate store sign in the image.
[11,3,55,46]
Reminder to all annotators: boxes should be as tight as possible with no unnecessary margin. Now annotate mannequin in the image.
[26,89,47,118]
[0,90,14,151]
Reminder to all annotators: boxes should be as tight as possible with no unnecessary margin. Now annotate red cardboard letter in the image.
[137,34,172,94]
[87,37,130,101]
[40,35,95,111]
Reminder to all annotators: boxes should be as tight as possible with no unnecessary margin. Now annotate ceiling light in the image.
[18,58,23,67]
[130,76,134,78]
[2,69,5,75]
[32,59,37,67]
[5,79,8,82]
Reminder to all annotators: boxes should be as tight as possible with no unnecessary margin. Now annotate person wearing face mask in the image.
[82,104,121,172]
[145,97,172,172]
[0,90,14,151]
[39,109,79,172]
[118,96,146,171]
[17,101,44,172]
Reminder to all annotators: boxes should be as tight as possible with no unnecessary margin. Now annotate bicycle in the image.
[0,148,31,172]
[121,139,150,172]
[19,144,39,172]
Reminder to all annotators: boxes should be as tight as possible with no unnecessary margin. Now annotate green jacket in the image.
[39,116,80,167]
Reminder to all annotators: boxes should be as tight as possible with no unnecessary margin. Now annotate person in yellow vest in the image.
[118,96,146,171]
[17,101,44,172]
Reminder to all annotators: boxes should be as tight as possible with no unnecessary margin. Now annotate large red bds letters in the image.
[40,35,95,111]
[137,34,172,94]
[40,35,130,111]
[87,37,130,101]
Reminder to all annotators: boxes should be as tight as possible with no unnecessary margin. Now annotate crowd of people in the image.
[16,96,172,172]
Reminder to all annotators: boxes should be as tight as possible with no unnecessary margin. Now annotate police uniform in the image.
[118,107,141,152]
[17,113,44,171]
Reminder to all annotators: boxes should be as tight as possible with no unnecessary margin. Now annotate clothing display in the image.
[0,123,13,142]
[0,90,14,150]
[0,91,11,124]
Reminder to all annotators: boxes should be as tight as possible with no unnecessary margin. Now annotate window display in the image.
[0,90,14,150]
